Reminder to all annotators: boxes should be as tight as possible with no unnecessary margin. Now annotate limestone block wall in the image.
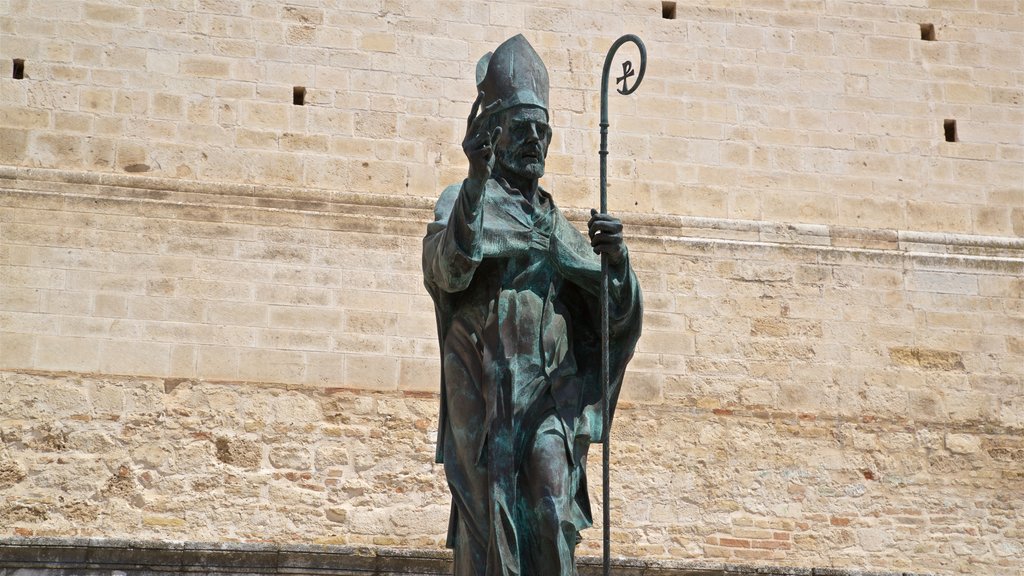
[1,168,1021,574]
[0,0,1021,232]
[1,0,1022,575]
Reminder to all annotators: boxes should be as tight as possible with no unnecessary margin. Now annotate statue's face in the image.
[494,106,551,181]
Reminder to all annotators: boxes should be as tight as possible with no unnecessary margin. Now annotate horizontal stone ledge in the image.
[2,164,1021,260]
[0,537,936,576]
[0,164,437,211]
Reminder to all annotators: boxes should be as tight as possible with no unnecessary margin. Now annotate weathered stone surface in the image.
[944,433,982,455]
[2,369,1022,574]
[888,347,965,371]
[214,437,262,469]
[0,457,27,489]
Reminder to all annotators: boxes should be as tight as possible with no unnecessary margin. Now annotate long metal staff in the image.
[599,34,646,576]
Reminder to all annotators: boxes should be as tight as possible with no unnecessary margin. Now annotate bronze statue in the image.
[422,34,643,575]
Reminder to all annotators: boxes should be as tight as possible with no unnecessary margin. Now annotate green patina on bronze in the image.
[422,35,643,575]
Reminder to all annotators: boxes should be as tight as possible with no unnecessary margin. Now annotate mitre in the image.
[475,34,549,119]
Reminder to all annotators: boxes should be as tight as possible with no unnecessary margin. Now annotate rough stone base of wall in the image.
[0,538,932,576]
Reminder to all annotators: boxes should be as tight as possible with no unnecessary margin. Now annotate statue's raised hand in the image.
[463,91,503,185]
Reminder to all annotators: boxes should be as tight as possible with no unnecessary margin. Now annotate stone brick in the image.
[0,106,50,129]
[236,348,306,384]
[889,347,965,371]
[169,344,197,376]
[268,306,343,332]
[83,2,138,24]
[302,352,344,386]
[151,94,184,119]
[360,32,396,53]
[34,335,100,372]
[0,333,35,366]
[251,152,305,185]
[215,436,261,468]
[397,357,438,393]
[258,328,330,352]
[343,355,399,391]
[353,111,397,139]
[207,302,269,327]
[99,340,170,376]
[945,433,982,455]
[906,271,978,295]
[180,56,231,78]
[197,346,239,380]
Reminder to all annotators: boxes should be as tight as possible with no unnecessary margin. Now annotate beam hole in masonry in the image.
[662,1,677,19]
[13,59,24,79]
[293,86,306,106]
[944,119,957,143]
[124,163,151,173]
[920,23,936,41]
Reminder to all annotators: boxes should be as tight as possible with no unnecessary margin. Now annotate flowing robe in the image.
[422,177,642,575]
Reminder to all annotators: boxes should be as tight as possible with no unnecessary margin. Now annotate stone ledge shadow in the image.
[0,537,937,576]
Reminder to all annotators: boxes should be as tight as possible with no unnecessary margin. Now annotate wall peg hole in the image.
[13,58,24,79]
[662,1,677,20]
[293,86,306,106]
[920,23,936,41]
[943,119,957,142]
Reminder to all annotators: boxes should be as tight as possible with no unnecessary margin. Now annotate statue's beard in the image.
[497,148,545,180]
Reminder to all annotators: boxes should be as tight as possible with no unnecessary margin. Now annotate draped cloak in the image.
[422,177,642,574]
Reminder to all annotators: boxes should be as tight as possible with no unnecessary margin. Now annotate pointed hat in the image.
[475,34,549,118]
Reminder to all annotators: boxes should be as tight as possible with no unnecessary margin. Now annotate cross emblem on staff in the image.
[616,60,636,94]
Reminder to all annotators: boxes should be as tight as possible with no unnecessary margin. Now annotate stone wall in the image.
[1,0,1022,575]
[1,0,1021,232]
[2,167,1021,574]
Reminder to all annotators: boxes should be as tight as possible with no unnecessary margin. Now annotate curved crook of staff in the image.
[599,33,646,576]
